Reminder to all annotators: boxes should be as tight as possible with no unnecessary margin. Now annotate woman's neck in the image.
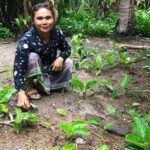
[38,31,50,44]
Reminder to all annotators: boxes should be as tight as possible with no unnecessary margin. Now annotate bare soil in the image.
[0,37,150,150]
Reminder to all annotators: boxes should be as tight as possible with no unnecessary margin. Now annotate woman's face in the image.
[34,8,54,34]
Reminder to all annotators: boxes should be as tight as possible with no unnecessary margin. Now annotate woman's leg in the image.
[50,58,73,90]
[26,52,42,99]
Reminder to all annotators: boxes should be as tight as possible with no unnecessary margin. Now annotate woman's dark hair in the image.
[32,1,58,23]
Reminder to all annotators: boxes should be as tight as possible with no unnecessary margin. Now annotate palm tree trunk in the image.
[116,0,135,35]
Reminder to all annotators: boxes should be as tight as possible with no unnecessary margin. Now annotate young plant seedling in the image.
[0,86,16,103]
[104,49,117,67]
[13,108,38,134]
[97,144,109,150]
[58,119,100,139]
[70,34,89,59]
[56,108,67,116]
[70,76,99,98]
[111,75,131,99]
[125,117,150,150]
[92,55,104,76]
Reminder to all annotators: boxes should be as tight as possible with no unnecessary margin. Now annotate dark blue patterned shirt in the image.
[13,27,71,91]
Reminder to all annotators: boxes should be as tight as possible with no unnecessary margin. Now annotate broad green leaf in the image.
[125,134,144,148]
[73,128,90,136]
[97,144,109,150]
[14,108,23,124]
[95,55,103,66]
[86,80,99,89]
[104,122,113,130]
[59,123,73,137]
[72,120,88,129]
[70,76,84,89]
[107,105,116,114]
[0,86,16,103]
[86,118,100,125]
[120,75,131,89]
[61,143,76,150]
[133,117,148,142]
[0,104,9,113]
[56,108,67,116]
[22,112,38,123]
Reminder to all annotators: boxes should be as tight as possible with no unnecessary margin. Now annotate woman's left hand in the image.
[51,57,64,72]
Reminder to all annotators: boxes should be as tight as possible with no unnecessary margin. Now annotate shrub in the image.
[135,9,150,37]
[58,10,117,36]
[0,23,12,40]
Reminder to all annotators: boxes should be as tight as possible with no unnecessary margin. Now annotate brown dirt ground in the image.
[0,37,150,150]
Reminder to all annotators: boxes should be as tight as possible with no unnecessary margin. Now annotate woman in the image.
[13,1,73,110]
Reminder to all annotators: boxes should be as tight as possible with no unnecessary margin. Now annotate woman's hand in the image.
[17,90,30,110]
[51,57,64,72]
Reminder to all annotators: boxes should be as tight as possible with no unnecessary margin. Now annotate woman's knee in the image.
[28,52,41,64]
[65,58,73,69]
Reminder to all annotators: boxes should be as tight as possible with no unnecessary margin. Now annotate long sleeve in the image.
[57,29,71,61]
[13,39,30,91]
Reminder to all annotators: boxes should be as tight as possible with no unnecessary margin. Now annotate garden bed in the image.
[0,37,149,150]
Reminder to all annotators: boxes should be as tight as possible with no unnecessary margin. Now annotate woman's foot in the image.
[27,88,42,100]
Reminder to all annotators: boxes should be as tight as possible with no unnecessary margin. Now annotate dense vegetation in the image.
[0,0,150,40]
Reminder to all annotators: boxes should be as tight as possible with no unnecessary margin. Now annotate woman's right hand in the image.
[17,90,30,110]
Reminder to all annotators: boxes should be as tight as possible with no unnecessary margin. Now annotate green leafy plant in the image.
[125,117,150,150]
[111,75,131,99]
[56,108,67,116]
[59,119,99,138]
[70,33,88,59]
[104,49,117,67]
[118,50,135,65]
[97,144,109,150]
[92,55,104,75]
[70,76,99,98]
[13,108,38,134]
[0,86,16,103]
[107,105,116,114]
[15,15,30,35]
[0,23,12,40]
[127,109,140,117]
[0,104,9,113]
[135,9,150,37]
[74,59,90,70]
[103,122,113,130]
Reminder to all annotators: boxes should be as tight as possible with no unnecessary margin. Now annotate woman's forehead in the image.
[34,8,52,16]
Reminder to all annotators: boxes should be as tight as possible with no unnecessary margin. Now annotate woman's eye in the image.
[46,16,52,20]
[37,17,43,20]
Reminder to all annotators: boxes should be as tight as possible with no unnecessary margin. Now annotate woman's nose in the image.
[42,19,47,24]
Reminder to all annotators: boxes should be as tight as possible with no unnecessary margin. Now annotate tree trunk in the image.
[116,0,135,35]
